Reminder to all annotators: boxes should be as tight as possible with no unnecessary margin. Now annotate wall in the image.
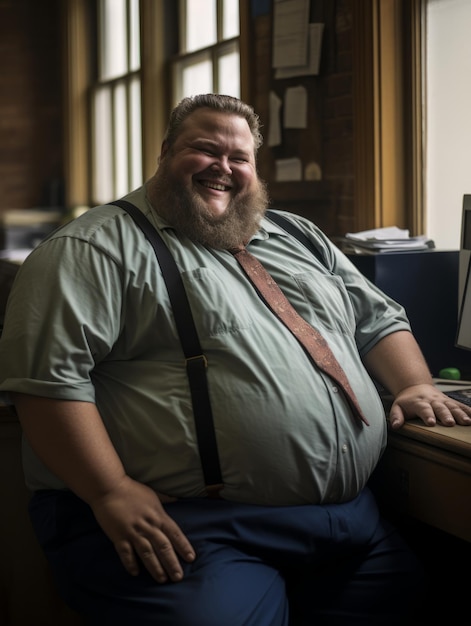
[0,0,64,214]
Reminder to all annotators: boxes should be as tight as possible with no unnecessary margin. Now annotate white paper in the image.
[275,157,302,182]
[343,226,433,253]
[284,86,308,129]
[272,0,310,69]
[268,90,283,147]
[275,23,324,79]
[345,226,410,241]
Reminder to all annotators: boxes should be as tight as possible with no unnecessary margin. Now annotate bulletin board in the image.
[253,0,335,209]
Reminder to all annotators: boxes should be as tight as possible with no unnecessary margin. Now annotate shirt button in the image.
[341,444,348,453]
[332,386,339,393]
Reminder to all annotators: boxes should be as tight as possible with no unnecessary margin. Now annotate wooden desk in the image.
[373,419,471,543]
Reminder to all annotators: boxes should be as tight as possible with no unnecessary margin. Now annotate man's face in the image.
[161,108,259,217]
[149,107,268,249]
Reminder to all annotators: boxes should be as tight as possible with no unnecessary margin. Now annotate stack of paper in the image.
[342,227,435,254]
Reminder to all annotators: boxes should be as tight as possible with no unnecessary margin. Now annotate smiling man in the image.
[1,93,471,626]
[147,100,269,249]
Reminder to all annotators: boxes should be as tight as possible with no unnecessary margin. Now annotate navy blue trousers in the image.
[29,487,424,625]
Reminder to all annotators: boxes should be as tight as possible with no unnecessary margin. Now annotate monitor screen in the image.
[456,194,471,350]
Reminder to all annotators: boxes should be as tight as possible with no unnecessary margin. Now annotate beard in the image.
[147,162,270,250]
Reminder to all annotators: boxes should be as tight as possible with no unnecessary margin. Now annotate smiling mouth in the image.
[198,180,232,192]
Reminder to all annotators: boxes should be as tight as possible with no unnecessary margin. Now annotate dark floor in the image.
[386,515,470,625]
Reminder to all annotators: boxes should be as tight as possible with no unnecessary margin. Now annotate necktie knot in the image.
[229,244,245,255]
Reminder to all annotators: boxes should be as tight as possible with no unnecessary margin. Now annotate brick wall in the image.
[0,0,63,214]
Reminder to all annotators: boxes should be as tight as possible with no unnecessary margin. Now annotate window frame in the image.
[62,0,249,210]
[170,0,242,106]
[89,0,143,205]
[352,0,424,234]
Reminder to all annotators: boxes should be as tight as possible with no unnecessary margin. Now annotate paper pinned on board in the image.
[268,90,283,147]
[284,86,308,129]
[275,23,325,79]
[275,157,302,182]
[272,0,310,69]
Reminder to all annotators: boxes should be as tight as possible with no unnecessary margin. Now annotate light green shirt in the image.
[0,186,411,505]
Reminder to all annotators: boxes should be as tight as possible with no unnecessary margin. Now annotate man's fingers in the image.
[165,524,196,563]
[115,530,192,584]
[149,537,185,581]
[138,541,170,582]
[114,540,140,577]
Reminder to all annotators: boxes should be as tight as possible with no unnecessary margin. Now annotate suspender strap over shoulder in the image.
[266,209,326,264]
[109,199,223,493]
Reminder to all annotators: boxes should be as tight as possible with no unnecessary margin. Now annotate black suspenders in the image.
[110,199,223,495]
[110,199,322,494]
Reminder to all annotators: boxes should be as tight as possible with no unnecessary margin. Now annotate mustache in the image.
[202,174,232,185]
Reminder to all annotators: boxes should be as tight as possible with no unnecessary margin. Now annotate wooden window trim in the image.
[352,0,424,234]
[62,0,91,210]
[238,0,251,103]
[63,0,167,207]
[140,0,167,180]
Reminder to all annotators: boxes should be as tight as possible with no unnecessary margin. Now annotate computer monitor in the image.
[456,194,471,351]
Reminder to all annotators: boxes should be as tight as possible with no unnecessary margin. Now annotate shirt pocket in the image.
[182,267,254,338]
[294,272,356,335]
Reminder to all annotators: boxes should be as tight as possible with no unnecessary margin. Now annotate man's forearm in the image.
[362,330,434,396]
[12,393,127,504]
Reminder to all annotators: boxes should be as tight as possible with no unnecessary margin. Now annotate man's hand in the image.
[90,476,196,583]
[13,395,195,583]
[389,383,471,429]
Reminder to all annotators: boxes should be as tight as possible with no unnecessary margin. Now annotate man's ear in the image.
[160,140,169,161]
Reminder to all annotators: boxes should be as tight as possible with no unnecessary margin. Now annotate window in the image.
[424,0,471,250]
[171,0,240,106]
[63,1,248,211]
[91,0,143,205]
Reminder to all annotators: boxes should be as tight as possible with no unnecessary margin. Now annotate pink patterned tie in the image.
[231,246,369,426]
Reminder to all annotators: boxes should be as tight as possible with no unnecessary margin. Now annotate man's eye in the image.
[195,148,214,156]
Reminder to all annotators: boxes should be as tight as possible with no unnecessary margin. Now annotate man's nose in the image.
[210,157,232,175]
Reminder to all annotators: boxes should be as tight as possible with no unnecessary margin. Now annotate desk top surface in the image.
[382,379,471,459]
[390,420,471,459]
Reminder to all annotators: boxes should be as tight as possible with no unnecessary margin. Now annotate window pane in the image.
[129,0,141,72]
[182,59,213,99]
[93,88,113,203]
[185,0,216,52]
[218,48,240,97]
[173,1,240,112]
[223,0,239,39]
[425,0,471,249]
[99,0,127,80]
[130,77,143,189]
[114,83,129,198]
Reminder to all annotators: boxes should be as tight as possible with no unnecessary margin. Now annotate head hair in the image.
[163,94,264,154]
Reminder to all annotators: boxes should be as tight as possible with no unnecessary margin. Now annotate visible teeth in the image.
[201,181,227,191]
